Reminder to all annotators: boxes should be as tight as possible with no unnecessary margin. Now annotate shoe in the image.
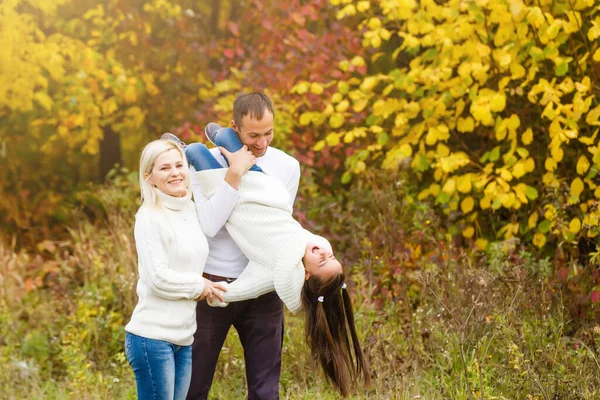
[204,122,222,146]
[161,132,187,148]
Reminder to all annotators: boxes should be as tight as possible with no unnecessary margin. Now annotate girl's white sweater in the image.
[195,169,331,313]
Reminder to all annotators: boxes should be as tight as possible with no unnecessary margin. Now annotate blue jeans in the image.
[185,127,263,173]
[125,332,192,400]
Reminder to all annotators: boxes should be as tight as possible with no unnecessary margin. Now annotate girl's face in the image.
[303,241,343,280]
[148,149,188,197]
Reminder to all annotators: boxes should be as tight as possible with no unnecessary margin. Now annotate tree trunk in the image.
[99,126,122,181]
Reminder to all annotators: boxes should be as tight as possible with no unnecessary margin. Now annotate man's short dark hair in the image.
[233,92,275,128]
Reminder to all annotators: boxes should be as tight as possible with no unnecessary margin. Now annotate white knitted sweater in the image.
[195,169,330,313]
[125,190,209,346]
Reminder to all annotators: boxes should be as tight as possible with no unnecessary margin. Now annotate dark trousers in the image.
[186,291,284,400]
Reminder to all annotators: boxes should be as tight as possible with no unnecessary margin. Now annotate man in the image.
[186,92,300,400]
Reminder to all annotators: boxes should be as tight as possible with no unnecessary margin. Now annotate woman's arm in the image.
[134,210,205,300]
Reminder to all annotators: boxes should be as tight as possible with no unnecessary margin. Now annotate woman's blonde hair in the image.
[139,139,189,207]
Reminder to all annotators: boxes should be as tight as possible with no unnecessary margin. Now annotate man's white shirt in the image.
[190,146,300,278]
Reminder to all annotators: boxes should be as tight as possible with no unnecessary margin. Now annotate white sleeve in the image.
[222,261,274,302]
[190,166,239,238]
[134,212,205,300]
[285,159,301,208]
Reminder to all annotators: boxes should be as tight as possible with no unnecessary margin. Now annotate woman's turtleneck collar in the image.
[156,189,191,211]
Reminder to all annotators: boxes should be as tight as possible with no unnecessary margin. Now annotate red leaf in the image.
[223,48,235,59]
[228,22,240,37]
[591,291,600,303]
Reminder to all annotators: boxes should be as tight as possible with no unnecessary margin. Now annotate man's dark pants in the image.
[186,290,284,400]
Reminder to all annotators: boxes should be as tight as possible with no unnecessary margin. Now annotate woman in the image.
[124,139,226,400]
[169,128,371,397]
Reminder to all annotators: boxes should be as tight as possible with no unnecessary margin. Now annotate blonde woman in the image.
[124,139,226,400]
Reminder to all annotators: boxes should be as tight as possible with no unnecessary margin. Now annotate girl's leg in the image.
[125,332,176,400]
[185,143,223,171]
[173,344,193,400]
[214,127,263,173]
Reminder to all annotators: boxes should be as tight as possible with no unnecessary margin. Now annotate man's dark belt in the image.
[203,273,237,283]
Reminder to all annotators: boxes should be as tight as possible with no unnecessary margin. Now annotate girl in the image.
[166,128,370,397]
[124,139,226,400]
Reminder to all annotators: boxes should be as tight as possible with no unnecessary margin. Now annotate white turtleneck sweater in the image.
[125,190,209,346]
[194,169,332,313]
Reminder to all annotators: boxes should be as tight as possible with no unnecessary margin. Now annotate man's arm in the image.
[191,146,256,237]
[191,171,238,238]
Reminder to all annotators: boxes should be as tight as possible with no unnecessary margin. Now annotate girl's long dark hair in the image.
[301,273,370,397]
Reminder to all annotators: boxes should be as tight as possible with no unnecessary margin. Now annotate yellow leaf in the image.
[569,218,581,233]
[34,92,54,112]
[425,125,450,146]
[398,143,412,158]
[522,128,533,145]
[533,233,546,248]
[490,93,506,112]
[512,161,526,178]
[457,117,474,133]
[360,76,378,92]
[463,226,475,238]
[313,140,325,151]
[325,133,340,146]
[480,195,491,209]
[524,158,535,173]
[442,178,456,194]
[457,175,472,193]
[461,196,475,213]
[594,48,600,62]
[329,114,345,128]
[545,157,557,171]
[353,98,369,112]
[500,168,513,182]
[475,238,488,250]
[437,143,450,157]
[354,161,366,173]
[123,85,137,103]
[586,105,600,125]
[528,212,538,229]
[310,82,324,95]
[350,56,366,66]
[551,146,564,162]
[571,178,584,198]
[357,1,371,12]
[576,156,590,175]
[336,100,350,113]
[101,97,118,116]
[299,112,313,126]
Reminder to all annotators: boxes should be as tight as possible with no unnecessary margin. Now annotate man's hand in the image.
[220,146,256,189]
[196,278,227,302]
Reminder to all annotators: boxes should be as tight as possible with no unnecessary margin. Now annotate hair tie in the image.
[341,283,347,289]
[317,296,324,303]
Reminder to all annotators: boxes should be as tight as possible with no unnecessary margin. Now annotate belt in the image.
[202,273,237,283]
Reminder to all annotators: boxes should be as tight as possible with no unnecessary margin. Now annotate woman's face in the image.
[303,241,343,280]
[148,149,188,197]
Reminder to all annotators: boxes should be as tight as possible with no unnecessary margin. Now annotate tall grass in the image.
[1,170,599,399]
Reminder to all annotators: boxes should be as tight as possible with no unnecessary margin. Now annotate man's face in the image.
[232,110,274,158]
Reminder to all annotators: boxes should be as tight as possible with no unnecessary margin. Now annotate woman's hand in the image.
[220,146,256,189]
[196,278,227,302]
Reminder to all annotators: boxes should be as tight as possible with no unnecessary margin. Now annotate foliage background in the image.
[2,0,600,398]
